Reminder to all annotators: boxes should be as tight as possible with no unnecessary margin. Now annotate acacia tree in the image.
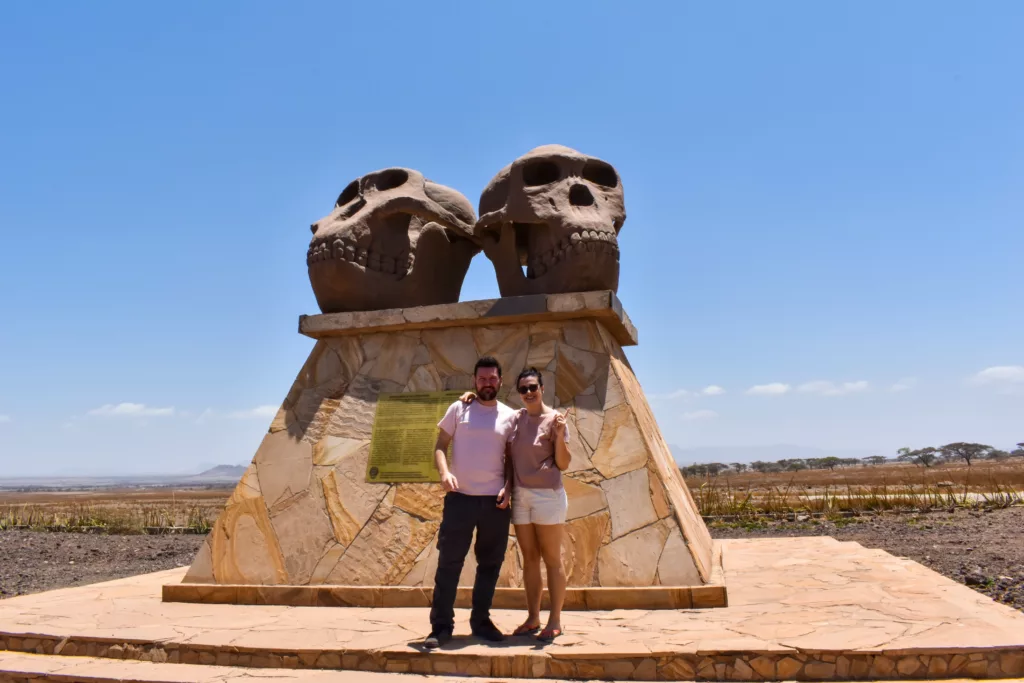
[730,462,748,473]
[862,455,888,466]
[705,463,729,477]
[820,456,842,471]
[939,442,994,467]
[897,447,939,468]
[1012,443,1024,457]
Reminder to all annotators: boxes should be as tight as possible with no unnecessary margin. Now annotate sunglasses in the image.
[517,384,540,395]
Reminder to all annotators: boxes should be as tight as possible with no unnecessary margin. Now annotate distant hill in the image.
[668,444,877,466]
[193,464,247,479]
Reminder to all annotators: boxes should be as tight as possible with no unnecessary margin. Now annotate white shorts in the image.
[512,486,568,525]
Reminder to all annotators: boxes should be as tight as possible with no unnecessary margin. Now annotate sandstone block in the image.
[525,339,556,369]
[313,435,368,467]
[404,364,443,392]
[421,328,478,375]
[366,334,419,386]
[592,404,647,478]
[657,528,701,586]
[253,431,313,508]
[325,375,380,440]
[183,539,215,583]
[326,507,437,585]
[270,489,335,584]
[473,325,529,378]
[394,484,444,521]
[562,319,604,353]
[320,450,390,547]
[573,393,604,450]
[226,464,262,505]
[555,344,603,403]
[210,497,288,584]
[563,511,610,585]
[601,468,658,539]
[596,522,670,586]
[564,476,607,521]
[776,657,803,679]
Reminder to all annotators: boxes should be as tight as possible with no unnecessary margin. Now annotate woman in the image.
[464,367,571,641]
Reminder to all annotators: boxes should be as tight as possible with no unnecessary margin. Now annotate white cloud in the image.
[889,377,917,393]
[701,385,726,396]
[87,403,175,417]
[970,366,1024,385]
[683,409,719,421]
[0,415,10,424]
[227,405,279,419]
[797,380,869,396]
[746,383,791,396]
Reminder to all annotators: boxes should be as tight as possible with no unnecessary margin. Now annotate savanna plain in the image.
[1,459,1022,613]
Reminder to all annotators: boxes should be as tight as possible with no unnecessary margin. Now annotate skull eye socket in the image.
[582,160,618,188]
[336,180,359,208]
[372,169,409,192]
[522,160,561,187]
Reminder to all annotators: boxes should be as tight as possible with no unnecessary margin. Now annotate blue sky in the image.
[1,1,1021,475]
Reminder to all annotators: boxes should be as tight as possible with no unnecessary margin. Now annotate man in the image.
[424,356,517,649]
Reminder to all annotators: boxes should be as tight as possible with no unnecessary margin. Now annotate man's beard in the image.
[477,386,498,401]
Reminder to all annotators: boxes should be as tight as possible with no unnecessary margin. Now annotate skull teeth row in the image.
[526,230,619,276]
[307,240,413,276]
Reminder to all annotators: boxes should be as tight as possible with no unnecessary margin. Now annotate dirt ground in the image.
[712,506,1024,613]
[1,507,1021,615]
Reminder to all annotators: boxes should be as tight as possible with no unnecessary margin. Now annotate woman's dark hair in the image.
[516,367,543,387]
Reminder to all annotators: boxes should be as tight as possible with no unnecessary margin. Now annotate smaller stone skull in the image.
[307,168,479,313]
[476,145,625,297]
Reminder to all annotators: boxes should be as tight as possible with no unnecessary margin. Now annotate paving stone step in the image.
[2,652,1021,683]
[0,651,556,683]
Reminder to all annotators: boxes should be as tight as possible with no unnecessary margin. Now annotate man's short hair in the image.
[474,356,502,377]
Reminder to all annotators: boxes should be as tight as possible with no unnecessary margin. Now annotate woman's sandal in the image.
[537,627,562,642]
[513,623,541,636]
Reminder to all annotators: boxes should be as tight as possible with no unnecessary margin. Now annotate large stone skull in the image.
[477,145,625,296]
[307,168,479,313]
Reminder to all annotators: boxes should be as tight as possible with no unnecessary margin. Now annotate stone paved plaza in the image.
[2,537,1023,681]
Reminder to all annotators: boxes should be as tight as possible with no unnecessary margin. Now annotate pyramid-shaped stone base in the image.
[165,291,725,609]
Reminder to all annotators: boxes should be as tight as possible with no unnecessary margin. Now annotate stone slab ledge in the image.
[299,290,639,347]
[162,582,727,611]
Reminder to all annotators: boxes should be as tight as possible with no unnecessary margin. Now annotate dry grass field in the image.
[0,488,228,534]
[689,459,1024,518]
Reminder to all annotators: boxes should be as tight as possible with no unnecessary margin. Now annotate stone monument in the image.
[166,149,726,610]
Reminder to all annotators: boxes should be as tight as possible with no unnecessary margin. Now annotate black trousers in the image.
[429,492,511,631]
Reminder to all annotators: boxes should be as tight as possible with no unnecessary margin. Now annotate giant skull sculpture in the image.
[476,145,625,297]
[307,168,479,313]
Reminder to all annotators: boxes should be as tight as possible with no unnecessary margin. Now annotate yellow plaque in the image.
[366,391,463,483]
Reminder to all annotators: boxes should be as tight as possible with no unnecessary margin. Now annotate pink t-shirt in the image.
[437,400,517,496]
[511,409,570,490]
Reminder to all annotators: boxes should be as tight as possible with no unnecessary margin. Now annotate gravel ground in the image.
[1,507,1021,615]
[710,505,1024,613]
[0,530,203,598]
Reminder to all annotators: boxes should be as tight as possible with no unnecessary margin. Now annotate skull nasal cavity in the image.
[569,184,595,206]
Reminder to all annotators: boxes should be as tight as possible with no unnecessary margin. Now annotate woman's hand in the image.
[459,392,476,404]
[552,411,567,438]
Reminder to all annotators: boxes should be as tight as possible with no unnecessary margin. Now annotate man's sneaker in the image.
[471,619,505,642]
[423,629,452,650]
